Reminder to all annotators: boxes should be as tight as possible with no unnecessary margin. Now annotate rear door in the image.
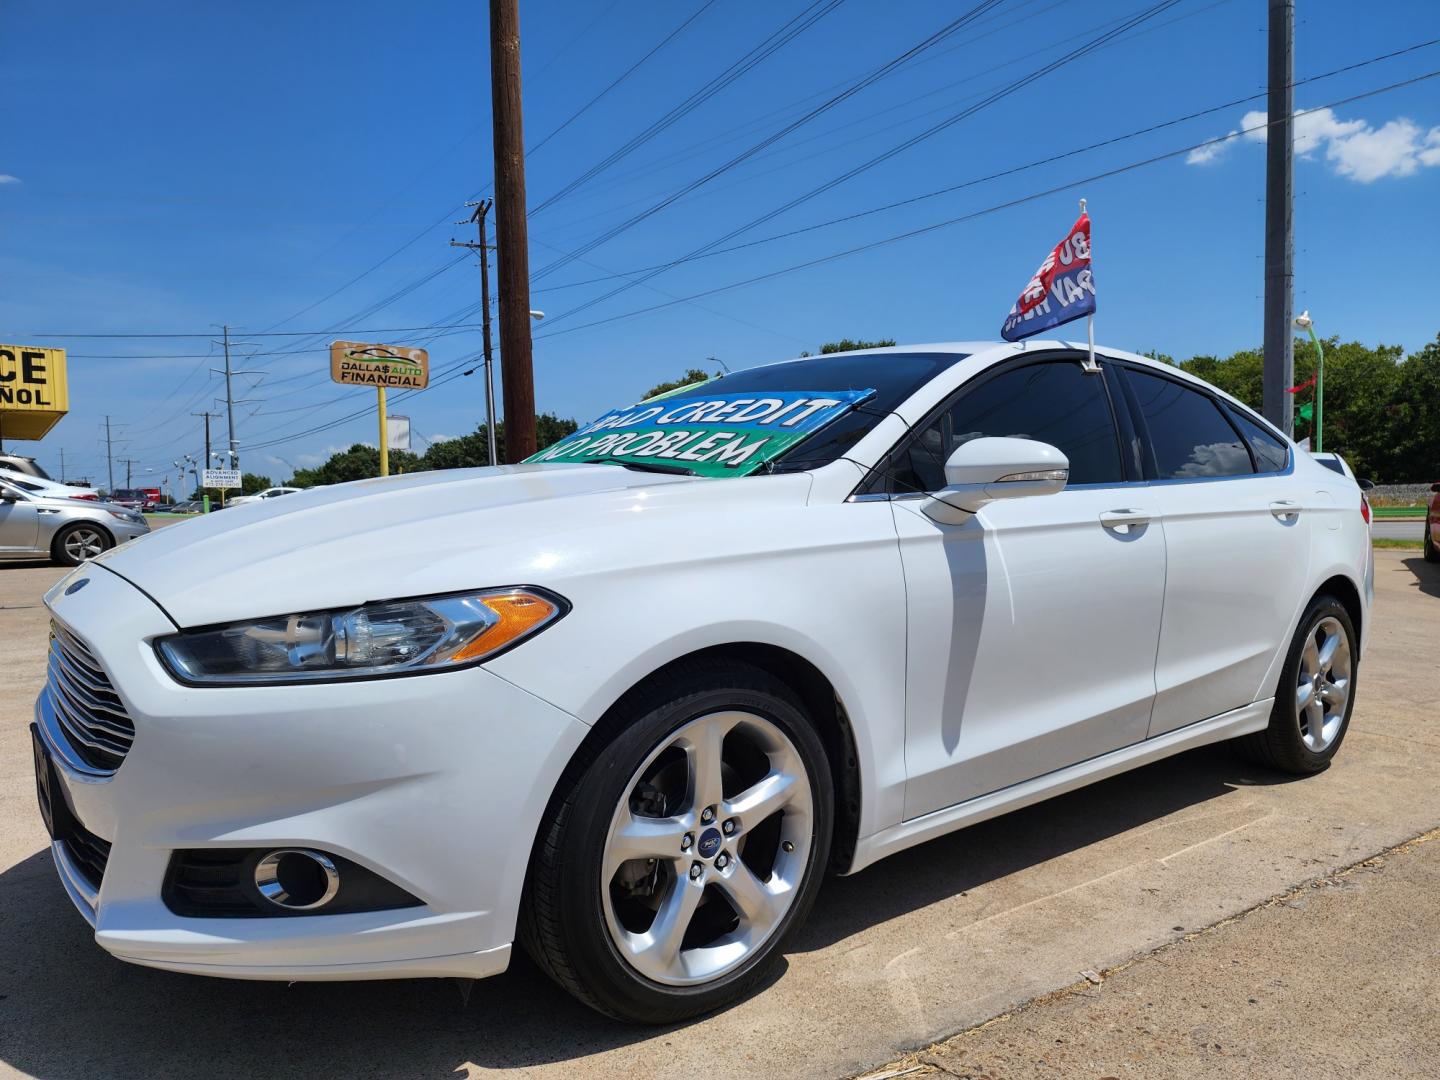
[882,355,1169,818]
[1115,365,1313,735]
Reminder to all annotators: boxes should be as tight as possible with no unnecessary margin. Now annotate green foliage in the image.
[289,445,423,488]
[642,368,718,401]
[287,414,580,487]
[1176,334,1436,482]
[799,338,898,357]
[240,473,274,495]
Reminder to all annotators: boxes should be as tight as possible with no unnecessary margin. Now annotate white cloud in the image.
[1189,107,1440,182]
[0,174,19,184]
[429,433,457,444]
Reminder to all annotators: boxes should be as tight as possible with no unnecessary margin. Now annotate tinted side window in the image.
[1126,369,1253,479]
[1225,405,1290,473]
[888,361,1124,494]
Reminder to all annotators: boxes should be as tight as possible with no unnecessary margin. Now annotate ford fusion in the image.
[31,342,1371,1022]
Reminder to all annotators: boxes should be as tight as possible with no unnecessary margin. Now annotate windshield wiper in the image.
[587,459,697,476]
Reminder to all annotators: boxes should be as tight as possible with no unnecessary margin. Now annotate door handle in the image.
[1269,500,1301,521]
[1099,509,1152,533]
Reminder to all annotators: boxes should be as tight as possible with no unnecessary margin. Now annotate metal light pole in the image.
[1294,310,1325,453]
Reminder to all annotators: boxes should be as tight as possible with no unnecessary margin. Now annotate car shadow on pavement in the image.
[0,744,1300,1078]
[1400,556,1439,599]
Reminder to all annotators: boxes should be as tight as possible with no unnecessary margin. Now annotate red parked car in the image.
[1426,482,1439,563]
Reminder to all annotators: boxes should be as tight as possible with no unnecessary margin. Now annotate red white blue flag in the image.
[1000,211,1095,342]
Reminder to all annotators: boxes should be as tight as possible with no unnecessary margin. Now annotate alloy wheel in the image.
[1295,615,1351,752]
[63,527,107,562]
[600,709,814,987]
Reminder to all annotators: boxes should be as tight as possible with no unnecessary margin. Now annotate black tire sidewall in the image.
[553,670,833,1022]
[51,523,112,567]
[1272,596,1358,769]
[1425,525,1438,563]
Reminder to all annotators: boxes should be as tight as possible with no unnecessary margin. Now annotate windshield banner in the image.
[525,389,876,478]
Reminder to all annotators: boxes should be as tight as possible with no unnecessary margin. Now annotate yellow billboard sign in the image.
[0,344,68,440]
[329,341,429,389]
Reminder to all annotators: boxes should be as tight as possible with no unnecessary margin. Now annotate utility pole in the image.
[104,415,116,492]
[1262,0,1295,435]
[119,458,138,488]
[210,328,261,473]
[221,325,239,470]
[451,198,500,466]
[490,0,537,461]
[59,447,66,482]
[191,411,217,469]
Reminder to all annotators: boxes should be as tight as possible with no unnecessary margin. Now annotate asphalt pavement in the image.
[1370,517,1425,542]
[0,549,1436,1080]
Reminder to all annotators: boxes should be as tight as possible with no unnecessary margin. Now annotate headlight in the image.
[108,510,143,524]
[155,587,566,685]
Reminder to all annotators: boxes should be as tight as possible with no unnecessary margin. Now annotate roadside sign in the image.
[202,468,241,490]
[387,414,411,451]
[329,341,429,389]
[0,344,69,441]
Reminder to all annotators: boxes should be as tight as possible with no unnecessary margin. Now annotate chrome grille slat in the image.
[44,620,134,773]
[47,650,131,728]
[47,637,118,694]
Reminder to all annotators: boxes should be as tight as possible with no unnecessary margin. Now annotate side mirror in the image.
[923,437,1069,525]
[1431,482,1440,494]
[0,494,16,504]
[1357,478,1375,492]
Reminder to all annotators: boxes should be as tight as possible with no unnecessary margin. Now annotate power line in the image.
[537,0,1185,325]
[529,35,1440,296]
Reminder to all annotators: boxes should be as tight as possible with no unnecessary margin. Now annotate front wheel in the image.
[1424,523,1438,563]
[1239,595,1357,774]
[520,660,833,1023]
[51,523,113,566]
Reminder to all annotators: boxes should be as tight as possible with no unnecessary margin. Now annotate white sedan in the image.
[29,341,1370,1022]
[226,485,302,507]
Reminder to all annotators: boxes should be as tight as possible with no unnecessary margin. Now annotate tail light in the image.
[1360,495,1372,526]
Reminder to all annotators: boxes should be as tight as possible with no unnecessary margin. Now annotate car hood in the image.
[95,463,810,628]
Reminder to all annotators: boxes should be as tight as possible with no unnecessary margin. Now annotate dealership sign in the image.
[0,344,69,440]
[329,341,429,389]
[526,389,876,478]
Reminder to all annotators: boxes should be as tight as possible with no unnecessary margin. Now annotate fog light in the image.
[254,849,340,910]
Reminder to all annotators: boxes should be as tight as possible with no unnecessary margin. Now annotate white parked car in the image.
[31,342,1371,1022]
[226,485,302,507]
[0,465,102,501]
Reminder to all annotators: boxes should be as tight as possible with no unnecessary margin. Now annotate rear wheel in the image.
[521,660,833,1023]
[1239,595,1356,774]
[51,523,112,567]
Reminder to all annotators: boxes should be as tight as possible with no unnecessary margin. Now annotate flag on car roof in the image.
[1000,210,1095,342]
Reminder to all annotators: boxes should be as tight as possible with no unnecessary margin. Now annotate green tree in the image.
[289,445,423,487]
[818,337,896,354]
[421,413,579,469]
[641,368,718,400]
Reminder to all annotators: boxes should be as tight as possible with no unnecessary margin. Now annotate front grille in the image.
[60,822,112,894]
[45,620,134,773]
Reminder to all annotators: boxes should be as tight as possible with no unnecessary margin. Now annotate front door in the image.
[0,488,39,551]
[877,357,1167,820]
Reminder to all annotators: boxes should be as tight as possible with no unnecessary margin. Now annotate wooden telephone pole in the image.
[490,0,537,461]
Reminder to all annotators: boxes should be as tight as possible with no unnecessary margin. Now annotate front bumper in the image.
[32,565,588,981]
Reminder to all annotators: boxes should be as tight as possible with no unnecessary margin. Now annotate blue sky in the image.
[2,0,1436,486]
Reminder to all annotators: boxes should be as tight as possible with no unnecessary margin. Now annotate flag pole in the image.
[1080,198,1100,373]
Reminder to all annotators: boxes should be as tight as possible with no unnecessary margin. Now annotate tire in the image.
[1424,523,1439,563]
[51,523,113,567]
[1239,595,1357,774]
[520,659,834,1023]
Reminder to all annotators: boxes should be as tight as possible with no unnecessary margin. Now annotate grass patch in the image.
[1373,538,1423,550]
[1371,505,1427,519]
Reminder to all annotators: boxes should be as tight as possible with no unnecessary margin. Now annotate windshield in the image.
[532,351,967,476]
